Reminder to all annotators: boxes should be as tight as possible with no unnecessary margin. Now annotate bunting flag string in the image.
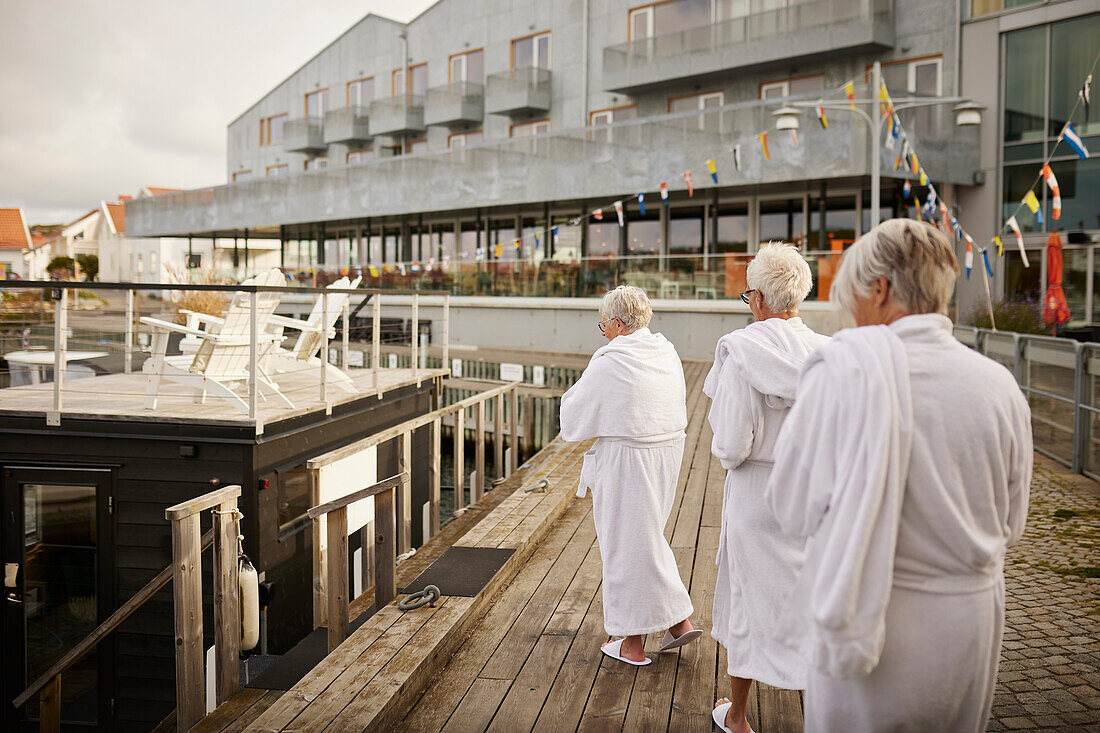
[732,144,742,171]
[1061,122,1090,160]
[1042,164,1061,220]
[1080,74,1091,119]
[1006,215,1028,268]
[844,81,855,109]
[759,132,770,160]
[994,236,1003,257]
[684,171,694,197]
[593,209,603,221]
[637,192,646,216]
[614,200,625,227]
[816,106,828,129]
[965,235,973,279]
[660,181,669,205]
[706,158,718,183]
[982,248,994,278]
[1022,190,1044,226]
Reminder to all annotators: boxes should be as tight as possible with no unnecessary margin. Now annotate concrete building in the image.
[121,0,1096,336]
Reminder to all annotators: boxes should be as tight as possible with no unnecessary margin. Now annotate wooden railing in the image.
[164,485,243,731]
[308,473,406,652]
[304,380,521,632]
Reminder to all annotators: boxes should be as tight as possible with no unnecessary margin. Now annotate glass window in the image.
[1002,163,1042,232]
[877,57,942,96]
[760,75,824,99]
[759,198,804,247]
[630,6,654,39]
[267,164,289,177]
[407,139,428,154]
[277,466,310,531]
[587,223,620,257]
[589,106,637,143]
[1063,248,1088,323]
[1003,27,1046,143]
[305,89,328,117]
[808,195,857,251]
[490,221,516,261]
[511,120,550,137]
[1049,157,1100,232]
[626,215,661,256]
[653,0,711,35]
[669,208,703,255]
[261,113,287,146]
[232,170,252,182]
[450,50,484,84]
[715,204,749,253]
[346,149,374,164]
[347,77,374,107]
[304,157,328,171]
[1050,15,1100,137]
[449,131,483,147]
[459,222,479,262]
[512,32,550,69]
[393,64,428,95]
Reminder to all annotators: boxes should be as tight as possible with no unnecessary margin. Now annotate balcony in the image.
[485,68,551,116]
[283,117,326,153]
[369,95,425,136]
[602,0,894,94]
[324,106,371,145]
[424,82,484,127]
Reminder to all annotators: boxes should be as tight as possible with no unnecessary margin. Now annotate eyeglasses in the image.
[740,289,756,305]
[597,318,620,333]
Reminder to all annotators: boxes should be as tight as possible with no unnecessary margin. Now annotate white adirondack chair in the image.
[141,269,290,414]
[263,275,362,394]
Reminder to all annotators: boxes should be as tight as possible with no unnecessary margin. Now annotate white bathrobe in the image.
[703,317,829,689]
[767,314,1032,733]
[560,327,694,636]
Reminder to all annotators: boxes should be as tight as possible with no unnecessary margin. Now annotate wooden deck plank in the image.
[757,684,804,733]
[440,678,512,733]
[217,691,283,733]
[396,502,593,733]
[190,688,266,733]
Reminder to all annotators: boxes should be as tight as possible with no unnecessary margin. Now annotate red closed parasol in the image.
[1042,230,1070,327]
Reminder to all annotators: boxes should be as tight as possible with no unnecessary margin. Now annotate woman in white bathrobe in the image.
[767,219,1032,732]
[560,285,699,667]
[706,243,829,733]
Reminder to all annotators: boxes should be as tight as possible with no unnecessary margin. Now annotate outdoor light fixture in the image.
[772,107,802,131]
[953,102,985,127]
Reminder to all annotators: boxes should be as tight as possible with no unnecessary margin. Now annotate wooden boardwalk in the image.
[394,360,803,733]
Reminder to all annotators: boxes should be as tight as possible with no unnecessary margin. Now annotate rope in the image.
[398,585,440,611]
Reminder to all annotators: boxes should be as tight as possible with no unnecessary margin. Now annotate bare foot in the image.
[602,635,646,662]
[667,617,694,639]
[715,698,753,733]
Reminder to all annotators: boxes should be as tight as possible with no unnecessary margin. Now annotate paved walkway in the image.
[989,455,1100,732]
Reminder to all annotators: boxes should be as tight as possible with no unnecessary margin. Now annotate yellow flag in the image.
[993,235,1003,257]
[1022,190,1040,214]
[368,266,379,277]
[919,170,928,187]
[494,244,503,258]
[844,82,855,110]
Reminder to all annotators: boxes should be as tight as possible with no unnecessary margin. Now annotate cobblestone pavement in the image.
[988,455,1100,732]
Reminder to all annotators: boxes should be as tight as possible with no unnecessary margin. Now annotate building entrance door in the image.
[2,466,114,730]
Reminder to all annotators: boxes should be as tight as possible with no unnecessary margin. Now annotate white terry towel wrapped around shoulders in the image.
[766,324,914,679]
[560,327,687,443]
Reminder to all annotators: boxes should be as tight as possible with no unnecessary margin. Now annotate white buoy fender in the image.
[239,555,260,651]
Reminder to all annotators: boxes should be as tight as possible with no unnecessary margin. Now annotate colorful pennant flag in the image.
[411,261,420,273]
[815,106,828,129]
[552,226,560,246]
[993,235,1003,258]
[397,262,406,275]
[1006,215,1028,268]
[368,265,379,277]
[660,181,669,205]
[982,248,994,278]
[902,179,911,199]
[475,247,485,262]
[910,152,920,175]
[442,256,451,270]
[1041,164,1061,220]
[732,144,742,172]
[788,129,798,147]
[844,81,855,109]
[637,192,646,216]
[706,158,718,183]
[1060,122,1090,160]
[614,200,624,227]
[427,257,435,270]
[533,233,540,251]
[919,170,928,187]
[1022,190,1044,225]
[513,239,521,251]
[1080,73,1092,119]
[878,83,890,116]
[759,132,770,161]
[964,234,973,279]
[684,171,694,197]
[494,244,503,258]
[893,153,903,171]
[593,209,603,220]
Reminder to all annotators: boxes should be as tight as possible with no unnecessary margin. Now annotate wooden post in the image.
[524,394,537,456]
[429,417,441,537]
[326,507,349,653]
[442,293,450,373]
[397,432,412,553]
[40,675,61,733]
[341,299,350,372]
[170,512,204,732]
[411,293,420,386]
[310,468,327,629]
[494,393,504,480]
[320,291,329,405]
[475,399,486,501]
[453,407,465,512]
[509,389,519,474]
[212,498,241,706]
[374,488,397,610]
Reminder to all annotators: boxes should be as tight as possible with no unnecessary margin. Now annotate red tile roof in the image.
[144,186,182,196]
[0,208,30,250]
[105,202,125,234]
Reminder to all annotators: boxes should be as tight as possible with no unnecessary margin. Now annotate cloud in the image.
[0,0,433,225]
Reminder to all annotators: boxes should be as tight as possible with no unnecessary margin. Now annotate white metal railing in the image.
[954,326,1098,478]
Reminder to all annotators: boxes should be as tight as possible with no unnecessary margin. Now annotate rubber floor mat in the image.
[400,546,517,597]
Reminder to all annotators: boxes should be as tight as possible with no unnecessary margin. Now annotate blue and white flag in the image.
[637,192,646,216]
[1060,122,1090,160]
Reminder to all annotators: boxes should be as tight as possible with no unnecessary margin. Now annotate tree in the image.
[76,254,99,281]
[46,255,74,280]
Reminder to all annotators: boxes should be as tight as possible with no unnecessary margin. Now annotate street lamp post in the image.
[772,61,984,224]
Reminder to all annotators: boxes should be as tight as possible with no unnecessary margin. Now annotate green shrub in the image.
[962,295,1047,334]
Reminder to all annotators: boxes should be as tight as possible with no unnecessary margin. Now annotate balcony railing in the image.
[283,117,327,153]
[369,94,426,136]
[485,68,551,116]
[324,106,371,145]
[603,0,894,93]
[424,82,485,126]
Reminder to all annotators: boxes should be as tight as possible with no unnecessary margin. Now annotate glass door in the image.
[2,467,113,730]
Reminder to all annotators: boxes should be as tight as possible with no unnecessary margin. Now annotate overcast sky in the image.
[0,1,435,226]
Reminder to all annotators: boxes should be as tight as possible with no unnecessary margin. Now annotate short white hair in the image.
[746,242,813,313]
[600,285,653,331]
[833,219,959,318]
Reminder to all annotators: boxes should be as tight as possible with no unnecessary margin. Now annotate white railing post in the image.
[124,288,134,374]
[52,288,67,419]
[373,293,381,398]
[443,293,451,374]
[249,291,258,421]
[320,291,329,406]
[412,293,420,386]
[341,297,349,373]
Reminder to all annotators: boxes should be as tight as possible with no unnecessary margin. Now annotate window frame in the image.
[589,104,638,125]
[346,76,375,107]
[304,88,329,118]
[667,90,724,113]
[406,138,429,154]
[266,164,289,177]
[259,113,288,146]
[509,119,551,137]
[232,170,252,182]
[758,73,825,99]
[392,62,428,96]
[866,55,943,96]
[628,5,655,40]
[448,130,484,148]
[303,156,329,171]
[346,148,374,164]
[510,31,551,70]
[448,48,485,84]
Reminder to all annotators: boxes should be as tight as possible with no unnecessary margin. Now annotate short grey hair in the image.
[833,218,959,318]
[600,285,653,331]
[746,242,813,313]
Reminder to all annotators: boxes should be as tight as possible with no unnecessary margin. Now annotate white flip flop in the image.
[600,638,651,666]
[660,628,703,652]
[712,701,756,733]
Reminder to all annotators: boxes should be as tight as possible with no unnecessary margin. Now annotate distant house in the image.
[0,208,32,279]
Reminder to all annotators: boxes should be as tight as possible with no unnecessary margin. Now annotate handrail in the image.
[166,484,242,520]
[308,473,405,519]
[0,280,428,296]
[12,529,215,710]
[306,380,521,470]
